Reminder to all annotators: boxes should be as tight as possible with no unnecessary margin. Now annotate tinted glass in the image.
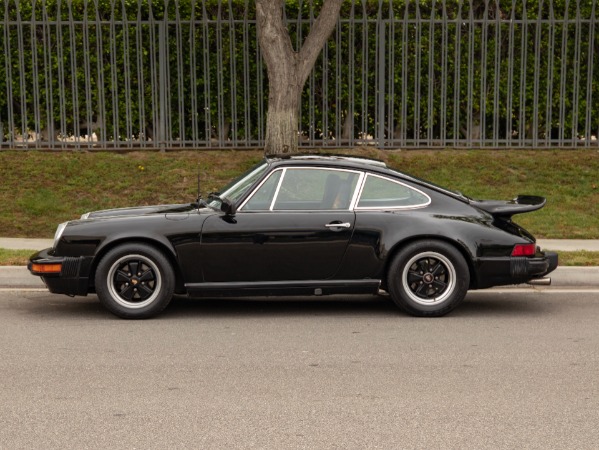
[241,170,282,211]
[357,175,430,208]
[209,161,269,208]
[272,168,359,211]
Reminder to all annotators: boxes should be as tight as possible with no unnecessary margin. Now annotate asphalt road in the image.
[1,289,598,449]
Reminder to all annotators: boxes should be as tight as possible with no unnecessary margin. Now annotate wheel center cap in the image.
[423,273,434,283]
[131,278,139,285]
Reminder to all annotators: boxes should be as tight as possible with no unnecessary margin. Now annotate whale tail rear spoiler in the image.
[470,195,546,219]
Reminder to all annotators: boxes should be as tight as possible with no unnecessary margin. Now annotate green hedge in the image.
[0,0,597,145]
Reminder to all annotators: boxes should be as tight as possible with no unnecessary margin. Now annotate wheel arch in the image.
[89,237,185,294]
[382,235,477,290]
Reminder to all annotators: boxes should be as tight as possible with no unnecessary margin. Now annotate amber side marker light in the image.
[511,244,536,257]
[31,263,62,274]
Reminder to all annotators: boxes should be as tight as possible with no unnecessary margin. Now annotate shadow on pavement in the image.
[10,290,555,320]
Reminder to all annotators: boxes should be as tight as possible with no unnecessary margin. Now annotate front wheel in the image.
[387,241,469,317]
[95,243,175,319]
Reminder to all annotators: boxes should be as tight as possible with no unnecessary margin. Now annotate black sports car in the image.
[29,154,557,319]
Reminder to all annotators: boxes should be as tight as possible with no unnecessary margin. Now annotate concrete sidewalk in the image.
[2,237,599,252]
[1,238,54,250]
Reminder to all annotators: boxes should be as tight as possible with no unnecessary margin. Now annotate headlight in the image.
[53,222,68,249]
[80,212,90,220]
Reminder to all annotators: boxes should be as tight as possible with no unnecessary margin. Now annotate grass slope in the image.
[1,148,598,239]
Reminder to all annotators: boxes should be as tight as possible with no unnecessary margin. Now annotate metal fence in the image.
[1,0,597,150]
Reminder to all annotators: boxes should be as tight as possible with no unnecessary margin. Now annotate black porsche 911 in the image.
[29,154,557,319]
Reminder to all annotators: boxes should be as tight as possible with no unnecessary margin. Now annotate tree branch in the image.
[297,0,343,86]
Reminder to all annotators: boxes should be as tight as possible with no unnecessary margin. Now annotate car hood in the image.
[81,203,198,219]
[470,195,546,218]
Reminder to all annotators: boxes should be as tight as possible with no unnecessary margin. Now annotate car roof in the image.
[266,154,388,170]
[265,153,469,202]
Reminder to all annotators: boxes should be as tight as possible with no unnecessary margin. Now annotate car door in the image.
[200,167,362,283]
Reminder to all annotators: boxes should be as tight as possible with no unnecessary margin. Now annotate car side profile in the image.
[29,154,557,319]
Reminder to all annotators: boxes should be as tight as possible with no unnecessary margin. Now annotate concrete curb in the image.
[2,265,598,289]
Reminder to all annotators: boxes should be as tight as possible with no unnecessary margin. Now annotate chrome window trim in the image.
[354,173,432,211]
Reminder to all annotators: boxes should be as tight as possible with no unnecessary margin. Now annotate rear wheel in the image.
[387,240,469,317]
[95,243,175,319]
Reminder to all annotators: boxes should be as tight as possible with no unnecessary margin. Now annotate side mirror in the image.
[220,198,237,216]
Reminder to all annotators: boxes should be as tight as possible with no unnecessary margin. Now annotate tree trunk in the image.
[264,76,301,154]
[256,0,343,155]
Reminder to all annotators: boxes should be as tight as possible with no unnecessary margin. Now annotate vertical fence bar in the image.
[31,2,43,143]
[215,2,224,146]
[120,0,132,147]
[228,0,238,146]
[466,2,475,148]
[532,1,542,147]
[558,0,570,145]
[376,0,385,148]
[518,2,528,146]
[387,1,396,148]
[506,1,516,147]
[584,1,596,144]
[492,0,501,147]
[452,1,462,147]
[67,1,81,148]
[158,17,167,149]
[426,1,435,147]
[360,0,368,144]
[347,0,356,147]
[400,2,409,146]
[479,1,489,147]
[334,9,341,147]
[188,2,198,147]
[202,2,212,146]
[439,1,448,147]
[15,4,28,143]
[322,21,329,145]
[571,1,582,145]
[3,1,15,145]
[242,0,251,146]
[544,0,556,147]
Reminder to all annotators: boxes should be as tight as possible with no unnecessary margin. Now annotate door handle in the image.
[325,222,351,229]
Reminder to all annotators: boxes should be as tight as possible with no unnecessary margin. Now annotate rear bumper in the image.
[28,248,92,296]
[474,250,558,289]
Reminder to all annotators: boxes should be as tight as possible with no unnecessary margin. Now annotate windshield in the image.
[208,160,269,209]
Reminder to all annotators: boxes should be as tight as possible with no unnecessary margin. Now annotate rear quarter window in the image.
[357,174,430,209]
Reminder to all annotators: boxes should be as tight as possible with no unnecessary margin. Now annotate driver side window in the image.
[273,168,359,211]
[241,167,359,211]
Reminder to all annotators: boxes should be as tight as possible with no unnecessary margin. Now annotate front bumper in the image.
[28,248,92,296]
[474,250,558,289]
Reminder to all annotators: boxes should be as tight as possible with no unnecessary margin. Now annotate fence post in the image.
[376,9,385,149]
[158,19,168,151]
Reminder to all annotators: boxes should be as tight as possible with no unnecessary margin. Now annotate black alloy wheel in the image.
[388,240,469,317]
[95,243,175,319]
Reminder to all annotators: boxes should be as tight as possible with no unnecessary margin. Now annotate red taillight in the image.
[511,244,536,257]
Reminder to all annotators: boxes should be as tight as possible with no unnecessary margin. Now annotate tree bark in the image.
[256,0,342,155]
